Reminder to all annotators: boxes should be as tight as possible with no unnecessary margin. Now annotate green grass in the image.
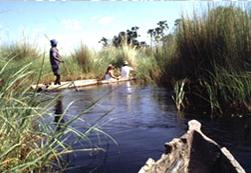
[4,5,251,118]
[7,5,251,172]
[3,6,251,172]
[0,38,167,85]
[0,38,41,61]
[168,5,251,116]
[0,57,116,172]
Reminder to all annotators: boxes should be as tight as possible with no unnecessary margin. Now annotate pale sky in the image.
[0,1,240,55]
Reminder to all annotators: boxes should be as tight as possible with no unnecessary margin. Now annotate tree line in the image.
[99,19,180,48]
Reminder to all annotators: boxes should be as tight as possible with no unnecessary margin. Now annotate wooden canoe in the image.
[31,78,135,91]
[97,77,135,84]
[138,120,246,173]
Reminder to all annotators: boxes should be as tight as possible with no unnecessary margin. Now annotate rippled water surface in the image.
[45,82,251,173]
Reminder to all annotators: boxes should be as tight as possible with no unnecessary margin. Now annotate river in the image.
[44,81,251,173]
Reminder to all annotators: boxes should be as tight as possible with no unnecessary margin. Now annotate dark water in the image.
[45,82,251,173]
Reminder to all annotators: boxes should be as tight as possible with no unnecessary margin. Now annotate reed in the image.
[135,48,162,84]
[171,5,251,116]
[91,46,138,79]
[70,43,93,73]
[0,38,165,85]
[0,57,115,172]
[0,38,41,61]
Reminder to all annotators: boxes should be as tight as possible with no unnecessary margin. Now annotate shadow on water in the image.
[45,82,251,173]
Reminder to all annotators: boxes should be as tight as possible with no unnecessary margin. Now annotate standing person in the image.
[104,64,120,80]
[49,39,64,85]
[120,60,134,79]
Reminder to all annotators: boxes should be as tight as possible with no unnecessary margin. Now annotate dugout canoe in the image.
[31,78,135,91]
[138,120,246,173]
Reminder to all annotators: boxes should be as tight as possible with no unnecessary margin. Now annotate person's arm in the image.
[52,49,64,63]
[58,54,65,63]
[109,70,119,79]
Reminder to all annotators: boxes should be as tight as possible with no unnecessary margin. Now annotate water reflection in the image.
[45,83,251,173]
[244,121,250,142]
[52,94,111,172]
[126,81,132,94]
[233,116,251,146]
[125,82,132,112]
[54,97,65,131]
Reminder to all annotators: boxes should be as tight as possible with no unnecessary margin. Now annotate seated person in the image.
[104,64,120,80]
[120,61,134,79]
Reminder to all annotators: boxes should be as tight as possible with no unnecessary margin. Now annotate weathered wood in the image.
[138,120,246,173]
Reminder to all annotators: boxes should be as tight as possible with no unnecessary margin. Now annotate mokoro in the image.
[31,78,135,91]
[138,120,246,173]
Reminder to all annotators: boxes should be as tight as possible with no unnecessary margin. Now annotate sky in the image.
[0,1,237,55]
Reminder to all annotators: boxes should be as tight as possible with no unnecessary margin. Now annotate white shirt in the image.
[121,65,133,78]
[104,74,112,80]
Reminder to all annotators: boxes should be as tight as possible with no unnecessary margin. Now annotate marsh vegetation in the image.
[1,4,251,172]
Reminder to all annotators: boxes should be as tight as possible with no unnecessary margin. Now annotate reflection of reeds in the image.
[0,59,116,172]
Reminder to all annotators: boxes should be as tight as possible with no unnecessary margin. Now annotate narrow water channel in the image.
[45,82,251,173]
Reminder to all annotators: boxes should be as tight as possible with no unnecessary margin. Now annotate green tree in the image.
[98,37,109,47]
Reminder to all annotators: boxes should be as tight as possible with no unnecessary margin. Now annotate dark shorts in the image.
[52,65,60,76]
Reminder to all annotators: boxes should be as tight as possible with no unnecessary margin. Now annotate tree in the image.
[147,20,169,46]
[127,26,140,46]
[111,26,141,48]
[98,37,109,47]
[155,20,169,44]
[112,35,120,47]
[147,29,156,47]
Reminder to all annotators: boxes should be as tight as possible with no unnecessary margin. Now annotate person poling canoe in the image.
[49,39,64,85]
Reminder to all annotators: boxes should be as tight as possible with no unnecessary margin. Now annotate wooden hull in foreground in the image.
[138,120,246,173]
[31,78,134,91]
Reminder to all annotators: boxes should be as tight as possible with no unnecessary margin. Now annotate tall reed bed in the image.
[0,57,111,172]
[95,46,138,79]
[95,45,167,83]
[0,58,51,172]
[170,5,251,116]
[136,47,167,84]
[60,44,169,83]
[59,44,131,80]
[69,44,160,81]
[0,38,167,85]
[0,37,41,61]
